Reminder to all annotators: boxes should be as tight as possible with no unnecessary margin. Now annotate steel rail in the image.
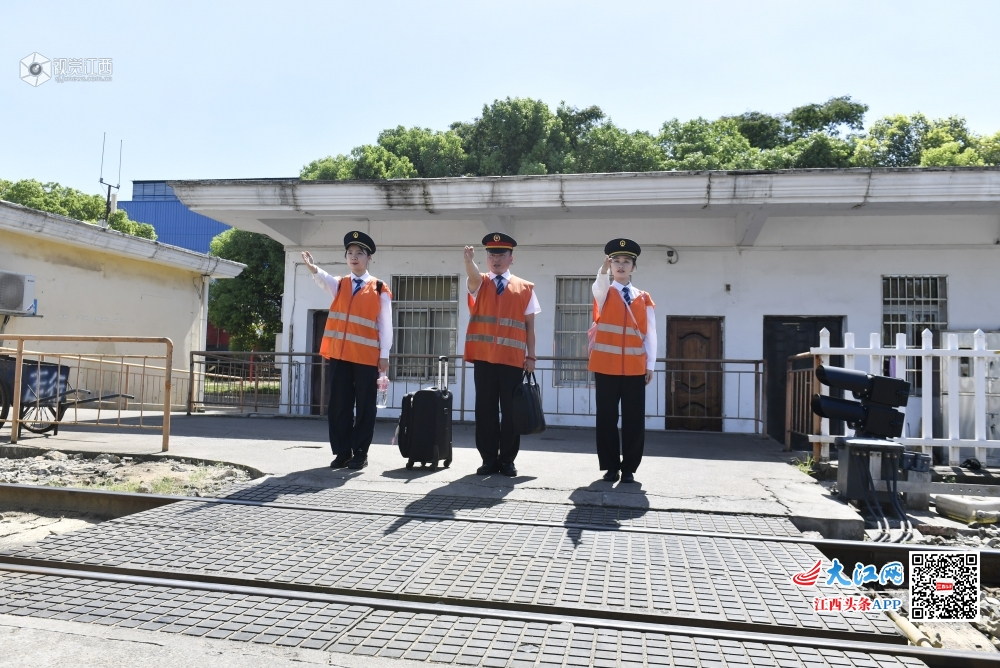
[2,560,997,668]
[3,482,999,584]
[0,554,898,645]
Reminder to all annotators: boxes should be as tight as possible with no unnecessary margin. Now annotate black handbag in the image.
[512,371,546,435]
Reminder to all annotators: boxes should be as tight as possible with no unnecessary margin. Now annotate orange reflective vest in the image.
[588,286,654,376]
[464,274,533,368]
[319,276,392,366]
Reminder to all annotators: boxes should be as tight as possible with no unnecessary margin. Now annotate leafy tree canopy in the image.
[208,228,283,352]
[302,96,1000,179]
[0,178,157,240]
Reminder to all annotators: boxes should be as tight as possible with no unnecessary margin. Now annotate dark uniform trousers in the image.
[327,358,379,459]
[474,361,524,466]
[595,372,646,473]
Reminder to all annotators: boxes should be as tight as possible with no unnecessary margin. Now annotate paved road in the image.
[0,477,922,668]
[8,414,862,538]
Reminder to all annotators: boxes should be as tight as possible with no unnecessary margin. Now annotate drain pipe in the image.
[886,609,938,647]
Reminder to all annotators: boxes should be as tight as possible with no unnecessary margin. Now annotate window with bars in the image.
[882,275,948,390]
[554,277,594,386]
[391,275,458,381]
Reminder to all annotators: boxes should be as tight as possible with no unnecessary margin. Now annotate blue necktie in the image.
[495,276,505,296]
[353,278,363,295]
[622,287,631,306]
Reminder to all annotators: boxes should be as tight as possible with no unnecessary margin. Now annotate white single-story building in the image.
[0,200,244,408]
[170,168,1000,439]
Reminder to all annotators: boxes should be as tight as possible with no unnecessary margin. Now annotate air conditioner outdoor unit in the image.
[0,271,36,313]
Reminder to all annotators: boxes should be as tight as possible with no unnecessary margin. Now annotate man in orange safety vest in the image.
[463,232,540,477]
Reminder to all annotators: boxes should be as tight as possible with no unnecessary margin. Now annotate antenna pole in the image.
[100,132,106,180]
[116,140,123,188]
[98,132,121,221]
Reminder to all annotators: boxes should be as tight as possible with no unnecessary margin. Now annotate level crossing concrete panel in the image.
[0,572,924,668]
[1,498,897,637]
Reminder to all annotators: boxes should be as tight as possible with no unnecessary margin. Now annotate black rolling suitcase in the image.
[395,356,452,469]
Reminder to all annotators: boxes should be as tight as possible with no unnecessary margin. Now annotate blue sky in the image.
[4,0,999,200]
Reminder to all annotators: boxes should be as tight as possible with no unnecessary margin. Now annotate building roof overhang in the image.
[168,167,1000,247]
[0,200,245,278]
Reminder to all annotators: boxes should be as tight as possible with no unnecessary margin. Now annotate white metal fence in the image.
[807,328,1000,465]
[189,351,767,434]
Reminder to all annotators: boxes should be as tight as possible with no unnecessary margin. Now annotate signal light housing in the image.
[811,366,911,439]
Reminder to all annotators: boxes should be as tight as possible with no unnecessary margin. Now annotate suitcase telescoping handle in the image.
[438,356,448,389]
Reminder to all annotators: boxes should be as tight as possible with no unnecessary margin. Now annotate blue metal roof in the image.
[120,181,229,254]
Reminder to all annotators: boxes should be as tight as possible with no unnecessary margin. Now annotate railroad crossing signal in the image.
[811,365,910,439]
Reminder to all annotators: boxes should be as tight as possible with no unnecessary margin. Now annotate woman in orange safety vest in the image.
[302,230,392,471]
[588,238,656,484]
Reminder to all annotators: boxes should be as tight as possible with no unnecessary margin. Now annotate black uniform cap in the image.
[344,230,376,254]
[483,232,517,253]
[605,238,641,258]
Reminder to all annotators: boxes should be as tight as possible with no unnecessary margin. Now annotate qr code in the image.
[910,551,980,621]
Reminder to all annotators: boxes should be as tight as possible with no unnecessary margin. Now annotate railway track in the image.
[2,482,999,668]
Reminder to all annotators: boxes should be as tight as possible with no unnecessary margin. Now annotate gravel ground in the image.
[0,451,255,496]
[0,509,101,551]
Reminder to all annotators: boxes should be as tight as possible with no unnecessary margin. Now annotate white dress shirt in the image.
[313,268,393,358]
[468,270,542,315]
[592,269,657,371]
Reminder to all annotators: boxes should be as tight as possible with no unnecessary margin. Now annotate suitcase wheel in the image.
[406,460,414,470]
[429,461,439,470]
[443,458,451,468]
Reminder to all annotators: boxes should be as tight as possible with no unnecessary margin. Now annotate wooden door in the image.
[666,317,723,431]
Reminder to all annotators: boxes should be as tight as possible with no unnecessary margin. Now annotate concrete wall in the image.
[0,227,205,373]
[277,212,1000,430]
[283,213,1000,356]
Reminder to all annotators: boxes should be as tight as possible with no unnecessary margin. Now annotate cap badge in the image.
[620,240,626,247]
[493,234,500,241]
[353,232,359,239]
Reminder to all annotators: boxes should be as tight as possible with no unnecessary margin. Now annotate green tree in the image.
[785,96,868,139]
[208,229,283,351]
[976,131,1000,165]
[107,209,158,240]
[726,111,786,150]
[2,179,108,219]
[452,97,567,176]
[300,95,1000,178]
[350,145,418,180]
[575,122,665,173]
[852,113,930,167]
[658,118,761,170]
[0,178,158,237]
[300,154,355,180]
[376,126,466,177]
[760,133,855,169]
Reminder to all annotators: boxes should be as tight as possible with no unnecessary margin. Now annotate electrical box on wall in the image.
[0,271,35,313]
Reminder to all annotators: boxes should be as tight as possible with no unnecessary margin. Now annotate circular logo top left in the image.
[20,53,51,87]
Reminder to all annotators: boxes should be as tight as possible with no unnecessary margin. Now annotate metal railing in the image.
[189,351,766,433]
[785,352,820,450]
[0,336,174,451]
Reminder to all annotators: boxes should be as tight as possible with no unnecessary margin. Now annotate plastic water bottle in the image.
[376,373,389,408]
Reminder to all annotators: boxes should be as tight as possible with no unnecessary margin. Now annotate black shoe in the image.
[499,462,518,477]
[477,462,499,475]
[347,455,368,470]
[620,471,635,483]
[330,456,351,469]
[603,470,620,482]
